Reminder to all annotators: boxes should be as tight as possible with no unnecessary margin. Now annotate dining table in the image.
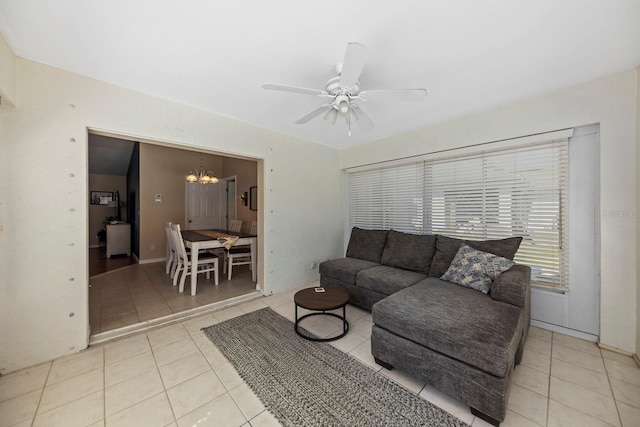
[180,229,257,296]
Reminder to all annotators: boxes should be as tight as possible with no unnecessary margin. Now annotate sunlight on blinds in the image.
[347,139,569,288]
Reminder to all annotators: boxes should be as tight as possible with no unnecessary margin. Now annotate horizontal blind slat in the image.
[348,139,569,288]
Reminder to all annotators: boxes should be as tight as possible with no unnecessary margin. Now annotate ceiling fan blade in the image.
[358,88,428,101]
[295,104,332,124]
[262,83,328,97]
[339,42,370,88]
[350,104,374,130]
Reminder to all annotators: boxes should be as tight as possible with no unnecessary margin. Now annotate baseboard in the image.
[138,257,165,264]
[597,341,634,356]
[530,320,598,342]
[530,320,639,362]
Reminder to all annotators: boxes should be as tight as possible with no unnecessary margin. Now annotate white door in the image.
[185,182,221,229]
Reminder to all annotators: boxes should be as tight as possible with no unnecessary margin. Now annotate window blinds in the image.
[347,139,569,288]
[349,162,425,234]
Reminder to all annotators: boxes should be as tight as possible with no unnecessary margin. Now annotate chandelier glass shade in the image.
[186,157,219,184]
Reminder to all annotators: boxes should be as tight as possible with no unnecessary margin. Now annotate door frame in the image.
[86,128,266,343]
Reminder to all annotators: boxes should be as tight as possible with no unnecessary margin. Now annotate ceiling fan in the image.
[262,42,428,136]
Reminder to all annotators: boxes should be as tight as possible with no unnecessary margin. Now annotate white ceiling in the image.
[1,1,639,150]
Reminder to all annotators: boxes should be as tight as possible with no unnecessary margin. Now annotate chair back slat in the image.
[229,219,242,233]
[164,222,174,253]
[171,224,189,262]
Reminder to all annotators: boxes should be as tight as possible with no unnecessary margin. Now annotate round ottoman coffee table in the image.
[294,287,349,342]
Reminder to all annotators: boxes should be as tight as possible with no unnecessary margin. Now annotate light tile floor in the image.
[2,286,639,427]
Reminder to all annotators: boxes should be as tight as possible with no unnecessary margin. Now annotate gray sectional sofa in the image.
[319,227,531,426]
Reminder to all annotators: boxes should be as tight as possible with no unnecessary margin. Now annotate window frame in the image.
[346,132,571,290]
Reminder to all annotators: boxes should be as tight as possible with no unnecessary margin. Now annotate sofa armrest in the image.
[490,264,531,308]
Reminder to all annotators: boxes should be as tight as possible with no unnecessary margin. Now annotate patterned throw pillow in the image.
[441,244,515,294]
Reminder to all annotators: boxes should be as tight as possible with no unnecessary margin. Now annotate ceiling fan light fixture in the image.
[324,107,339,124]
[262,42,427,136]
[334,95,350,116]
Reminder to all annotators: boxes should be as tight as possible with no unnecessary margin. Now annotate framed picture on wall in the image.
[249,186,257,211]
[90,191,113,205]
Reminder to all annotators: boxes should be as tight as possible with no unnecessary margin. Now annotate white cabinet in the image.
[106,223,131,258]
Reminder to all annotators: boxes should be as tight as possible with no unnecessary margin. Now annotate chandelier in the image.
[185,156,219,184]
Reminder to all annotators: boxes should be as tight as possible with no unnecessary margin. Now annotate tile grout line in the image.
[601,348,625,427]
[125,267,141,318]
[130,265,149,323]
[147,331,180,425]
[103,346,107,425]
[545,334,554,427]
[28,361,53,426]
[105,334,167,422]
[27,351,107,419]
[183,327,240,425]
[150,321,242,423]
[134,264,171,322]
[519,348,551,375]
[507,383,548,426]
[145,263,175,316]
[551,332,627,427]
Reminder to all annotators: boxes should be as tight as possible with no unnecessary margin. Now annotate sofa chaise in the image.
[319,227,531,425]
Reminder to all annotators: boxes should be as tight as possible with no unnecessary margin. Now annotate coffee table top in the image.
[294,287,349,311]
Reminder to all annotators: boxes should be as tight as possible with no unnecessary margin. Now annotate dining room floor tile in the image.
[89,260,257,335]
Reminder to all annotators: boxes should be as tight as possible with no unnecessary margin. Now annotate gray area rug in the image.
[202,307,468,427]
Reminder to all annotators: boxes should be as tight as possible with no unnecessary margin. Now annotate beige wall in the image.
[0,34,15,106]
[0,57,344,373]
[88,174,127,247]
[139,144,225,260]
[222,157,258,234]
[342,69,639,354]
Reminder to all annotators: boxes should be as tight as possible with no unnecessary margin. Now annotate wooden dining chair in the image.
[171,223,219,294]
[229,219,243,233]
[165,221,204,278]
[226,221,257,280]
[164,222,178,278]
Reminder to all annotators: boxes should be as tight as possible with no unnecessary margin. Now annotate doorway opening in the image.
[87,129,263,340]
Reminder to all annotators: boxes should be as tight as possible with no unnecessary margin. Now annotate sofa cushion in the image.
[441,244,515,294]
[372,278,523,377]
[429,235,522,277]
[357,265,427,296]
[318,258,380,285]
[345,227,389,263]
[490,264,531,308]
[380,230,437,273]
